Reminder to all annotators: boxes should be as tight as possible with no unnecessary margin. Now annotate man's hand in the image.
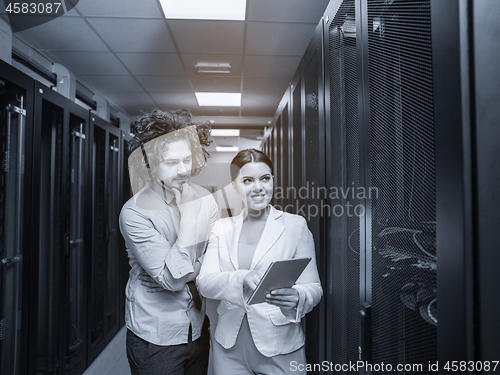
[140,273,164,293]
[174,183,208,246]
[140,260,201,292]
[173,183,202,220]
[265,288,299,315]
[186,259,202,282]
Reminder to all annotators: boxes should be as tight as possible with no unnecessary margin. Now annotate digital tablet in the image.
[247,257,312,305]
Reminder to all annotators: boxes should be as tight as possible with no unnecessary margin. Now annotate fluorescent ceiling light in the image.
[212,129,240,137]
[216,146,239,152]
[195,92,241,107]
[196,62,231,74]
[159,0,247,21]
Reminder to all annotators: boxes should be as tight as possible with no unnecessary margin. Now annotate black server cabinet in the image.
[324,0,361,369]
[275,115,282,209]
[300,20,327,370]
[270,126,277,207]
[291,77,303,214]
[432,0,500,364]
[87,116,122,362]
[323,0,440,372]
[266,18,328,370]
[280,103,290,211]
[364,0,438,370]
[0,61,34,375]
[119,134,133,327]
[30,82,89,375]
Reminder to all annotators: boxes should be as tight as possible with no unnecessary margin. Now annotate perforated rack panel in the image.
[368,0,437,370]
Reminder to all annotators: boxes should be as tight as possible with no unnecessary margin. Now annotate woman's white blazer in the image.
[197,205,322,357]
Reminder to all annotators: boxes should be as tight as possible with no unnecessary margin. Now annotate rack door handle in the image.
[359,302,372,366]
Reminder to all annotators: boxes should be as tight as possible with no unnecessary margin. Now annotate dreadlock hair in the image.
[128,109,212,182]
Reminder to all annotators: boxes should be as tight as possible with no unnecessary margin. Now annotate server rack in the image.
[432,0,500,364]
[87,115,122,362]
[263,0,499,371]
[280,103,290,210]
[1,59,131,375]
[263,19,328,371]
[29,81,90,375]
[323,0,362,370]
[119,133,133,327]
[300,20,327,370]
[324,0,440,371]
[0,60,34,375]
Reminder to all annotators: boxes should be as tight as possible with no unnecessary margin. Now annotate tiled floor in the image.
[83,326,131,375]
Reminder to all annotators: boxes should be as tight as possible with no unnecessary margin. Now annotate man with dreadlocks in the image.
[119,109,218,375]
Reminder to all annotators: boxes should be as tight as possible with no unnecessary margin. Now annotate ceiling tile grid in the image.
[247,0,330,23]
[79,75,145,94]
[18,17,109,51]
[243,55,302,78]
[167,20,245,54]
[73,0,163,18]
[86,18,176,53]
[245,21,318,56]
[116,52,185,76]
[5,0,331,123]
[136,76,193,93]
[49,51,130,75]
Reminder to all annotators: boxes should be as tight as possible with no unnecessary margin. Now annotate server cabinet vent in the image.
[326,0,360,372]
[37,99,65,374]
[367,0,437,371]
[90,126,106,350]
[304,49,321,251]
[292,80,303,211]
[281,104,290,210]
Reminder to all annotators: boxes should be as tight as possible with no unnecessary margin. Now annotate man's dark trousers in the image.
[126,318,210,375]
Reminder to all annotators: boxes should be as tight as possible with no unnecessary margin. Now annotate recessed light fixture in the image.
[195,92,241,107]
[159,0,247,21]
[196,63,231,74]
[212,129,240,137]
[216,146,239,152]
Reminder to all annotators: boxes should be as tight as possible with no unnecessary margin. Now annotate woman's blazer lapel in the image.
[250,206,285,270]
[222,206,286,271]
[223,212,244,270]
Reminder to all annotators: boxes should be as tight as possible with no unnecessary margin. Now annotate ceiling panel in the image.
[7,0,330,123]
[191,77,241,92]
[74,0,163,18]
[49,51,129,75]
[247,0,330,23]
[17,17,108,51]
[136,76,192,93]
[107,92,157,116]
[241,93,281,109]
[86,18,176,52]
[244,55,301,78]
[168,20,245,54]
[241,106,278,117]
[182,53,243,77]
[246,21,317,56]
[243,77,290,97]
[150,92,199,109]
[116,52,185,75]
[79,75,145,93]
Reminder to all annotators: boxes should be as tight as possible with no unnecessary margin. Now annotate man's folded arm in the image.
[119,206,195,291]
